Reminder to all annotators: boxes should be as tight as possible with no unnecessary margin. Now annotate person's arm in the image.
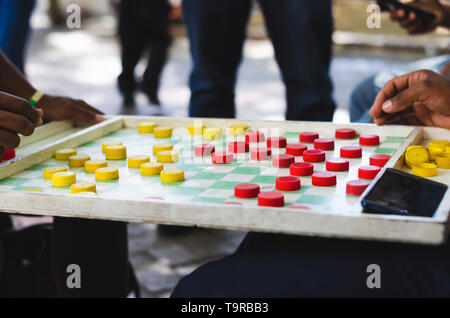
[0,52,37,100]
[369,70,450,129]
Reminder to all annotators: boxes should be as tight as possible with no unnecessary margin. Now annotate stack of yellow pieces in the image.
[105,145,127,160]
[227,124,249,136]
[157,150,179,163]
[405,145,429,168]
[85,160,108,173]
[102,141,122,153]
[187,124,205,136]
[203,127,223,140]
[44,166,68,179]
[435,153,450,169]
[153,144,173,155]
[95,167,119,181]
[55,149,77,161]
[128,155,150,168]
[141,162,164,176]
[69,154,91,167]
[71,182,97,194]
[160,169,185,183]
[52,171,76,187]
[412,163,437,177]
[428,140,449,160]
[138,122,156,134]
[153,127,173,138]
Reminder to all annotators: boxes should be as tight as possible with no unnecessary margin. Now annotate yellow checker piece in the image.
[69,154,91,167]
[187,124,205,135]
[429,140,449,160]
[105,145,127,160]
[153,127,173,138]
[138,122,156,133]
[435,153,450,169]
[128,155,150,168]
[227,124,249,136]
[160,169,185,183]
[95,167,119,181]
[203,127,223,140]
[85,160,108,173]
[412,163,437,178]
[141,162,164,176]
[52,171,76,187]
[153,144,173,155]
[55,149,77,161]
[405,145,429,168]
[102,141,122,153]
[71,182,97,194]
[44,166,68,179]
[157,150,179,163]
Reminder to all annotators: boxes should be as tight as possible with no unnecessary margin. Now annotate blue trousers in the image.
[0,0,35,73]
[183,0,335,120]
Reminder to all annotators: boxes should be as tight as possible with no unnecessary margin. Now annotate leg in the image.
[182,0,252,118]
[259,0,335,121]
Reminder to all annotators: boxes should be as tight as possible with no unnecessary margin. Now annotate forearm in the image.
[0,52,37,100]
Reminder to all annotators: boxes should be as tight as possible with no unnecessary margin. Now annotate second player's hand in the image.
[369,70,450,129]
[37,95,104,125]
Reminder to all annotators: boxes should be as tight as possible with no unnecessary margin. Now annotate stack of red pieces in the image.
[303,149,325,163]
[212,151,234,164]
[272,154,295,168]
[250,148,272,161]
[245,131,265,143]
[312,172,336,186]
[275,176,301,191]
[194,144,215,157]
[326,158,349,172]
[358,165,381,179]
[359,134,380,146]
[228,141,249,153]
[290,162,314,176]
[258,192,285,207]
[1,149,15,161]
[235,183,260,198]
[369,154,391,167]
[335,128,356,139]
[286,144,307,156]
[299,132,319,143]
[267,137,287,148]
[346,180,371,196]
[314,138,335,151]
[340,146,362,158]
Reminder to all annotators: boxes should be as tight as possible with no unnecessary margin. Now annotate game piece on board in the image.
[275,176,301,191]
[447,145,450,153]
[245,131,265,143]
[95,167,119,181]
[326,158,349,172]
[435,153,450,169]
[272,154,295,168]
[228,141,249,153]
[141,162,164,176]
[228,124,249,136]
[250,148,271,161]
[153,144,173,155]
[314,138,335,151]
[85,160,108,173]
[358,165,381,180]
[160,169,185,183]
[299,132,319,143]
[405,145,429,168]
[303,149,325,163]
[105,145,127,160]
[234,183,260,198]
[52,171,76,187]
[312,172,336,186]
[157,150,179,163]
[187,124,205,135]
[71,182,97,194]
[335,128,356,139]
[359,134,380,146]
[137,122,156,133]
[153,127,173,138]
[257,192,285,207]
[340,146,362,158]
[1,149,15,161]
[212,151,234,164]
[55,149,77,161]
[194,144,215,157]
[290,162,314,176]
[412,163,437,177]
[286,144,307,156]
[68,154,91,167]
[267,137,287,149]
[346,180,370,196]
[128,155,150,168]
[44,166,68,179]
[370,154,391,167]
[102,141,122,153]
[203,127,223,140]
[428,140,448,160]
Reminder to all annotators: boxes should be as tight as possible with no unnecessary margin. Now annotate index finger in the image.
[0,92,42,125]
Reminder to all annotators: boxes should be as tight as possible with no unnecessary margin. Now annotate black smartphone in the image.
[362,168,447,217]
[377,0,437,22]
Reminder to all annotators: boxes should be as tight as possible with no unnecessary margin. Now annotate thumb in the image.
[381,83,424,114]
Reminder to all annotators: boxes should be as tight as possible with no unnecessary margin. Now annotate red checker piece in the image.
[290,162,314,176]
[273,154,295,168]
[251,148,272,161]
[303,149,325,163]
[286,144,307,156]
[194,144,215,157]
[335,128,356,139]
[275,176,301,191]
[370,154,391,167]
[340,146,362,158]
[212,151,234,164]
[235,183,260,198]
[346,180,371,196]
[359,134,380,146]
[228,141,249,153]
[1,149,15,161]
[312,172,336,187]
[326,158,349,172]
[358,165,381,179]
[258,191,285,207]
[299,132,319,143]
[267,137,287,149]
[314,138,335,151]
[245,131,265,143]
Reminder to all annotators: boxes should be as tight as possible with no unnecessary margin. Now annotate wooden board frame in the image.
[0,116,449,245]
